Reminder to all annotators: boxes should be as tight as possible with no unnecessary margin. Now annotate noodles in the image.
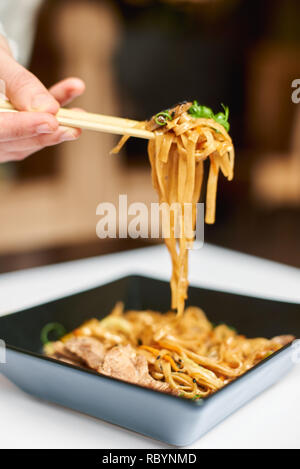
[44,101,294,401]
[45,303,291,400]
[112,101,235,315]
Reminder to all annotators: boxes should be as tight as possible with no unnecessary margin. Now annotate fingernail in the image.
[60,129,79,141]
[36,123,54,134]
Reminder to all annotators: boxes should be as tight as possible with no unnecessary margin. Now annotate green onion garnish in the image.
[154,111,172,126]
[191,394,204,401]
[41,322,66,345]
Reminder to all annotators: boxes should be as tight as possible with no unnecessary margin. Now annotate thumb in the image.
[0,49,59,114]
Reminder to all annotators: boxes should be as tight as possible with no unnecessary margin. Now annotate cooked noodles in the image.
[112,101,234,315]
[45,303,293,400]
[43,101,294,401]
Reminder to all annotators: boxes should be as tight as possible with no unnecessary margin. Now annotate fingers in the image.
[0,44,85,114]
[0,51,85,163]
[0,106,83,163]
[0,48,59,113]
[0,126,81,154]
[0,111,59,141]
[49,78,85,106]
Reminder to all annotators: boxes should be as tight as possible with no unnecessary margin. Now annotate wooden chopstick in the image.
[0,99,154,140]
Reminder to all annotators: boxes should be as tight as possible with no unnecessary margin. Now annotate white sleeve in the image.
[0,21,19,60]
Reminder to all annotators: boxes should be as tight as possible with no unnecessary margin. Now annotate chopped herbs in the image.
[41,322,66,345]
[188,101,214,119]
[179,393,203,400]
[154,111,173,126]
[191,394,203,401]
[188,101,230,132]
[214,103,230,132]
[153,101,230,131]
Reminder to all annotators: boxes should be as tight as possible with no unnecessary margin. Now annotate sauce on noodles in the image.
[44,101,294,400]
[45,303,293,399]
[113,101,234,315]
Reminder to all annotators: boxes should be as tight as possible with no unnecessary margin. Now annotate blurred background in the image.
[0,0,299,273]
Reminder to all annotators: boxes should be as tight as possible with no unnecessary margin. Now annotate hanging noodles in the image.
[112,101,234,315]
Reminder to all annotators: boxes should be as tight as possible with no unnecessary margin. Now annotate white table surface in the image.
[0,244,299,449]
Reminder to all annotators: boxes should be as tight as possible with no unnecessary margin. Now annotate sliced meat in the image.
[101,344,177,395]
[45,341,85,367]
[47,340,177,396]
[101,344,139,382]
[271,335,295,346]
[171,101,192,119]
[64,337,105,370]
[146,101,192,131]
[51,353,85,367]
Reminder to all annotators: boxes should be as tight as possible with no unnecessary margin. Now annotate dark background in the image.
[0,0,299,272]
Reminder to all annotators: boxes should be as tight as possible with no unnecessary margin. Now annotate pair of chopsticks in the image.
[0,98,154,140]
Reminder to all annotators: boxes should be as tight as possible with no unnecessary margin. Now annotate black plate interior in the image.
[0,275,299,354]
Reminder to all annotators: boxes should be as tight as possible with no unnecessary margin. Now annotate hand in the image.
[0,40,85,163]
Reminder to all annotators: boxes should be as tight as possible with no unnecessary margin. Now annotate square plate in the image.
[0,275,299,446]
